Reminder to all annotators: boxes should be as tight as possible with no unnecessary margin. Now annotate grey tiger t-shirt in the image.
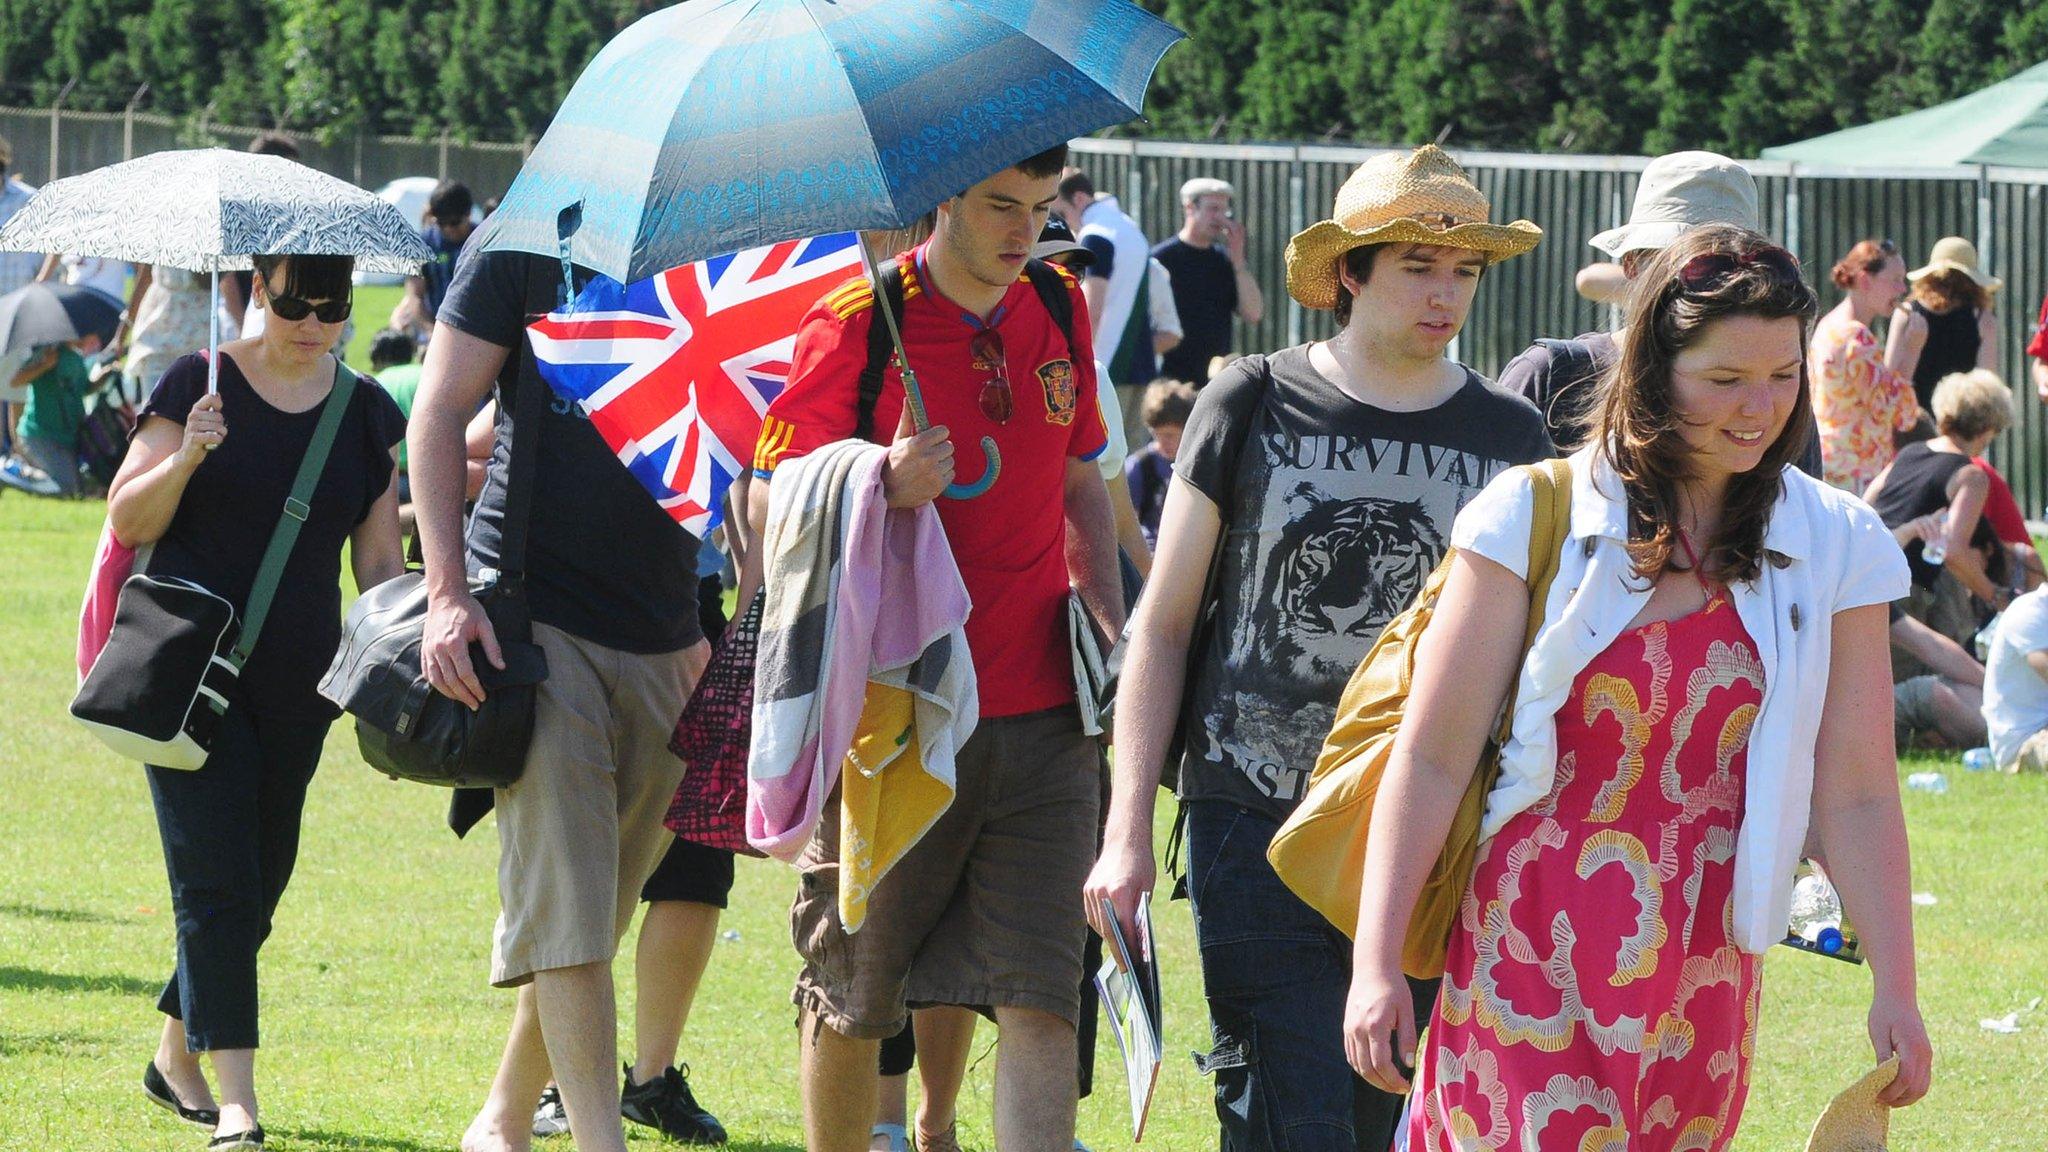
[1175,345,1553,817]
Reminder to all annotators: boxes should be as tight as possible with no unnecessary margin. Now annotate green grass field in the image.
[5,320,2046,1146]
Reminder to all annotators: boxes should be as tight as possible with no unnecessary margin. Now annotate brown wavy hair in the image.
[1594,224,1819,584]
[1909,267,1987,315]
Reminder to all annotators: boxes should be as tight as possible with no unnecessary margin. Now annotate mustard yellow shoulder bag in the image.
[1265,457,1571,979]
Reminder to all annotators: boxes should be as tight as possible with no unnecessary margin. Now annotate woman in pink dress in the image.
[1343,225,1933,1150]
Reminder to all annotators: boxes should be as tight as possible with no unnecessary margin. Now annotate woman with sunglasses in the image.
[1343,225,1931,1151]
[108,253,406,1152]
[1808,238,1916,493]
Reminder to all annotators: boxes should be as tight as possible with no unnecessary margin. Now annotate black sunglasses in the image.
[267,292,353,324]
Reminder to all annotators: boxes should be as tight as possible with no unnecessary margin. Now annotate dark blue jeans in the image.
[1185,800,1439,1152]
[147,706,329,1051]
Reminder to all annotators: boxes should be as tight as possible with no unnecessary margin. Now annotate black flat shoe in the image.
[208,1124,265,1151]
[142,1061,220,1129]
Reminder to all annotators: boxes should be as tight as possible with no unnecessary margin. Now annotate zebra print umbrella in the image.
[0,149,430,275]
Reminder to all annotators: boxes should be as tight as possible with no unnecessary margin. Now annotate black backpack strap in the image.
[496,256,566,583]
[855,256,1074,442]
[1022,257,1077,356]
[855,260,909,443]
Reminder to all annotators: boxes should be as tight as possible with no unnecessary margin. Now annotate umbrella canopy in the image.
[1760,61,2048,168]
[0,282,123,356]
[0,149,431,274]
[478,0,1184,282]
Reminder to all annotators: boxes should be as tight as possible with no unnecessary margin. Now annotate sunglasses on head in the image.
[969,329,1012,425]
[1675,245,1803,294]
[266,292,353,324]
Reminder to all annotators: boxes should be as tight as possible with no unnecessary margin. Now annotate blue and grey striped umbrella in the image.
[478,0,1184,283]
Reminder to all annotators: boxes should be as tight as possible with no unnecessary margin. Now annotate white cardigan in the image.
[1449,446,1909,954]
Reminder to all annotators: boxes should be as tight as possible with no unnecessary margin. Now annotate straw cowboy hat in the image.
[1909,236,2002,293]
[1804,1056,1898,1152]
[1590,150,1759,257]
[1285,145,1541,310]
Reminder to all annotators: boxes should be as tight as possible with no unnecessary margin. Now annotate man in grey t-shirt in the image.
[1085,146,1550,1150]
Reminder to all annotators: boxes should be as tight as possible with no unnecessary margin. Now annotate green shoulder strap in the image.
[1492,457,1574,746]
[231,359,360,667]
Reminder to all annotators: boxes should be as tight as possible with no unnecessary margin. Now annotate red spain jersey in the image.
[754,245,1107,717]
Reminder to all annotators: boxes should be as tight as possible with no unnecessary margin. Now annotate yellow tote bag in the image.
[1266,458,1571,979]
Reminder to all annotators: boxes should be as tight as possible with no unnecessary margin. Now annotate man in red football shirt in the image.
[747,142,1122,1152]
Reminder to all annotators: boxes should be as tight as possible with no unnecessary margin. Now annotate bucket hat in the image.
[1909,236,2001,293]
[1590,151,1759,257]
[1284,145,1540,310]
[1804,1056,1897,1152]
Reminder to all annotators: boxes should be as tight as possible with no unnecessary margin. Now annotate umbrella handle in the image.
[944,437,1000,500]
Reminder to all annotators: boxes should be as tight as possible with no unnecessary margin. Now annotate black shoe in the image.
[207,1124,265,1151]
[620,1064,727,1144]
[142,1061,220,1129]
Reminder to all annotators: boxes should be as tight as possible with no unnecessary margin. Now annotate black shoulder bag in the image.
[319,326,550,788]
[73,363,359,768]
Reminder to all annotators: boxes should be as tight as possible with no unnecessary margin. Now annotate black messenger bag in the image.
[320,333,551,788]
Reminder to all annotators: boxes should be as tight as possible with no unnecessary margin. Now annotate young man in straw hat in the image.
[1085,144,1552,1150]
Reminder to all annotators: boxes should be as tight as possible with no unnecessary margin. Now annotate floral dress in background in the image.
[124,265,215,404]
[1413,582,1765,1152]
[1808,309,1918,493]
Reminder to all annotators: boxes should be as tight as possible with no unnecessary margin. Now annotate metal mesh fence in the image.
[1072,139,2048,513]
[0,106,529,202]
[7,106,2048,505]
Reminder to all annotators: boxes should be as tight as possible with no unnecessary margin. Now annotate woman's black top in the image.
[1869,441,1998,589]
[1908,301,1981,410]
[140,352,406,719]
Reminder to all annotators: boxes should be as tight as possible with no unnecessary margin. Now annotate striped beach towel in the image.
[746,439,976,928]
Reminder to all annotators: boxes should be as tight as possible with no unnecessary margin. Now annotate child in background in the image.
[7,341,94,495]
[1124,378,1195,549]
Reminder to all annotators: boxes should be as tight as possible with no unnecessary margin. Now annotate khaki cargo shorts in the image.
[790,706,1101,1039]
[489,622,707,987]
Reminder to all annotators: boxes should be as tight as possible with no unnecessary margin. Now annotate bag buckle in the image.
[284,497,311,522]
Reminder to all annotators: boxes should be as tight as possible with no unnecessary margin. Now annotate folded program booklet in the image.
[1095,895,1162,1140]
[1069,592,1108,736]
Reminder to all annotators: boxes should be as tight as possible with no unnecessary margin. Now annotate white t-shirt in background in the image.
[1983,587,2048,767]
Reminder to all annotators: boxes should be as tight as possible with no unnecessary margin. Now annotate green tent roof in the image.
[1760,61,2048,168]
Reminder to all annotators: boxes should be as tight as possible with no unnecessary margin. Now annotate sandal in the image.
[871,1122,910,1152]
[914,1124,963,1152]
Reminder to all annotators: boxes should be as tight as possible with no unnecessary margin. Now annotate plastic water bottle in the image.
[1906,771,1948,793]
[1782,863,1864,963]
[1787,873,1847,955]
[1922,512,1950,566]
[1964,747,1997,772]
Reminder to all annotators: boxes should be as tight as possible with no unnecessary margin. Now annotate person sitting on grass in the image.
[1888,512,1989,750]
[1865,369,2018,654]
[1981,582,2048,773]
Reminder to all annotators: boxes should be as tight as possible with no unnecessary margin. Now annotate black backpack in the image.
[853,257,1077,441]
[1531,336,1605,451]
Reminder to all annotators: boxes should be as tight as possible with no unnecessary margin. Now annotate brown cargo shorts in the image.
[790,706,1101,1039]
